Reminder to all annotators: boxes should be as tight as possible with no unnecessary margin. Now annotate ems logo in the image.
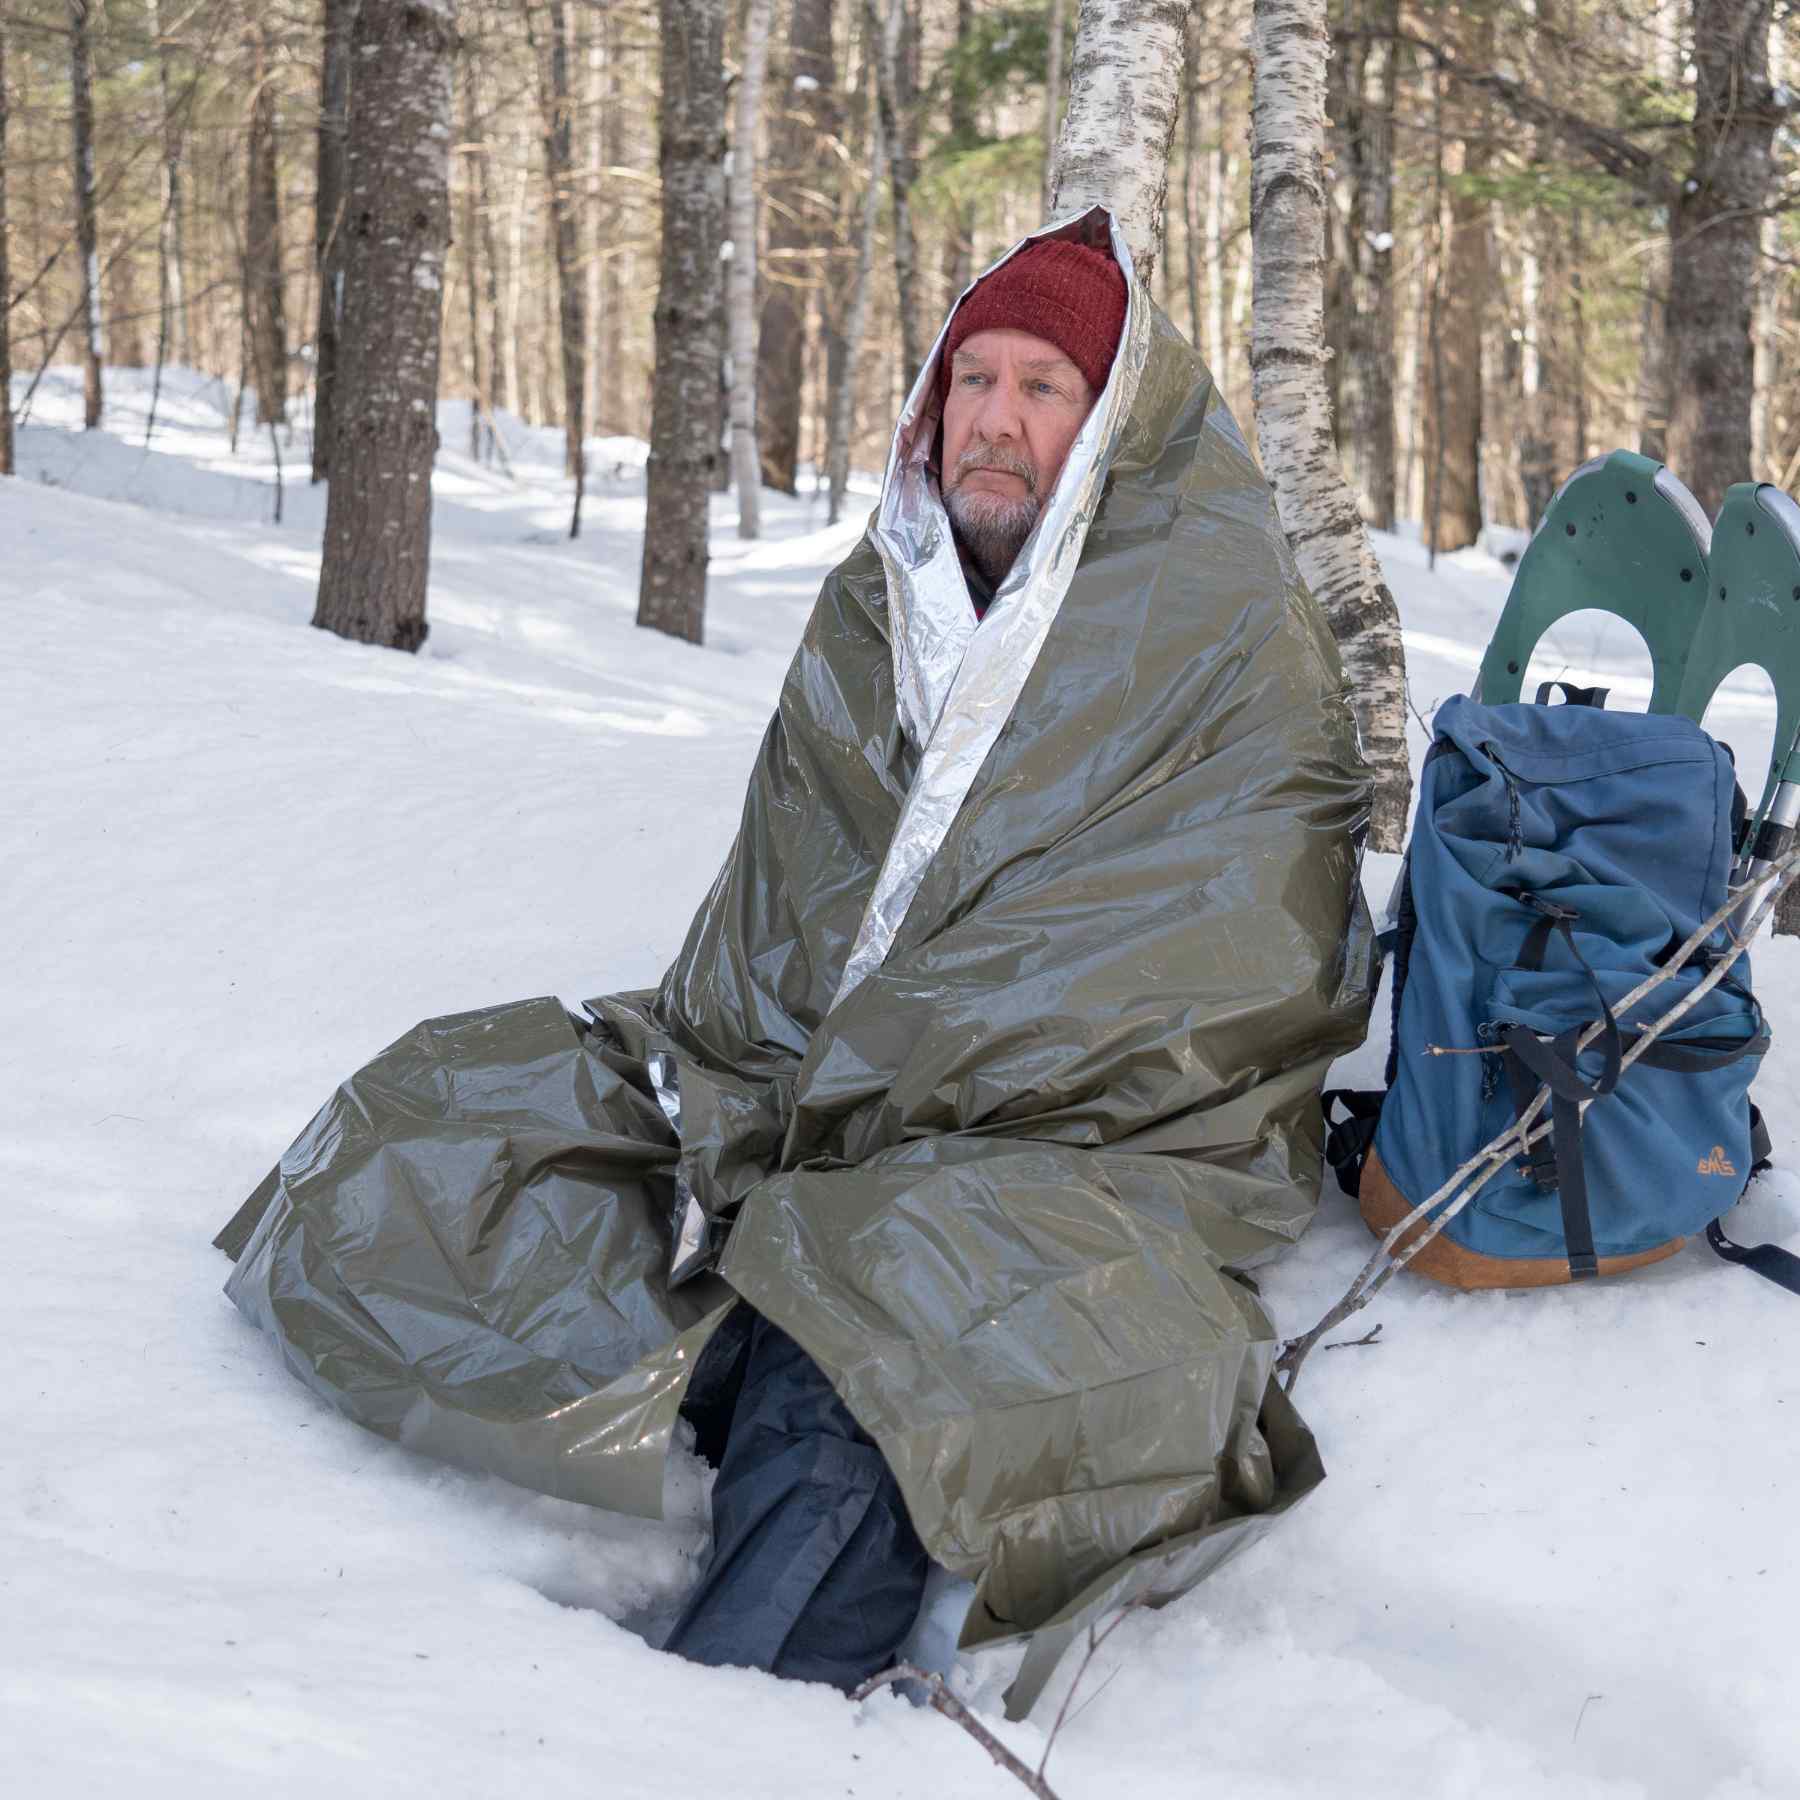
[1697,1146,1737,1178]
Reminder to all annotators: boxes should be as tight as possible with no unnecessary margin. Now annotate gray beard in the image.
[944,482,1042,588]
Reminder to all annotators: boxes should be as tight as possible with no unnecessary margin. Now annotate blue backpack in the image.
[1331,691,1795,1293]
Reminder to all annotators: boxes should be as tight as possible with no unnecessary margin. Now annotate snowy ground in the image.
[5,369,1798,1800]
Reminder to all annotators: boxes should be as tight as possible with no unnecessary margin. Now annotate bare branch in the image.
[852,1664,1065,1799]
[1339,25,1680,205]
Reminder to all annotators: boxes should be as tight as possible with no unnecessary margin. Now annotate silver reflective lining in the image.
[669,1187,716,1287]
[834,207,1150,1008]
[647,1051,682,1132]
[647,1051,716,1284]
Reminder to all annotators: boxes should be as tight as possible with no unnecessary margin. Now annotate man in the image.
[218,212,1372,1719]
[660,237,1134,1686]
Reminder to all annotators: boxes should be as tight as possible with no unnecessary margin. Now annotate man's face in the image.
[941,328,1097,586]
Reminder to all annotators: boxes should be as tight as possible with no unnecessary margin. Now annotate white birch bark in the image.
[1048,0,1187,282]
[729,0,772,537]
[1250,0,1409,849]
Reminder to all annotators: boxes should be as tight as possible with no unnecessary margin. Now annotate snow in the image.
[5,367,1799,1800]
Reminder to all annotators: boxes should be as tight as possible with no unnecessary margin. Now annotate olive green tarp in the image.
[218,210,1373,1718]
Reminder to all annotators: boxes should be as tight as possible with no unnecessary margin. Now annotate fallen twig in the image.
[1036,1601,1144,1782]
[853,1663,1064,1799]
[1324,1323,1384,1350]
[1280,847,1800,1392]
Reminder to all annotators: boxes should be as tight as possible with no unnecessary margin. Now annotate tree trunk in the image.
[531,0,587,532]
[0,21,12,478]
[1751,14,1784,480]
[1250,0,1409,850]
[1042,0,1068,216]
[246,24,288,427]
[583,11,603,435]
[313,0,457,653]
[870,0,923,389]
[1049,0,1188,284]
[502,124,527,416]
[637,0,727,643]
[1326,0,1396,529]
[942,0,976,303]
[150,0,190,371]
[598,7,629,432]
[1205,43,1234,387]
[1422,17,1488,555]
[1517,0,1581,523]
[313,0,356,482]
[458,53,485,461]
[1181,7,1202,344]
[1664,0,1778,516]
[68,0,104,430]
[729,0,773,536]
[827,55,885,525]
[757,0,839,493]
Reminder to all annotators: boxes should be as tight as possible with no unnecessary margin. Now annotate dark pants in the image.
[664,1313,928,1690]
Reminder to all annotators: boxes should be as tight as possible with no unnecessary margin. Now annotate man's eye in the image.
[959,372,987,388]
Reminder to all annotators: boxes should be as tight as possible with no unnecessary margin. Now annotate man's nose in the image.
[972,380,1023,442]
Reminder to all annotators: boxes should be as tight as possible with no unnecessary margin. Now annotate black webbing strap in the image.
[1704,1108,1800,1296]
[1705,1220,1800,1296]
[1500,897,1625,1281]
[1322,1090,1385,1199]
[1535,680,1611,709]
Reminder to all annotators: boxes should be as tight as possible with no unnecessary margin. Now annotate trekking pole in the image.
[1732,772,1800,938]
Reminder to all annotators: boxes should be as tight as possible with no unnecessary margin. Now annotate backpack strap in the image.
[1534,680,1611,709]
[1322,1090,1385,1199]
[1704,1108,1800,1296]
[1705,1219,1800,1295]
[1499,896,1625,1282]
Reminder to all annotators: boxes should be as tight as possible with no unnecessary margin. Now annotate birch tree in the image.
[313,0,457,652]
[68,0,103,430]
[1251,0,1410,849]
[637,0,727,644]
[1047,0,1187,283]
[729,0,772,537]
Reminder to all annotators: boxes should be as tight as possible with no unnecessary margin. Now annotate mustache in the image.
[949,443,1039,497]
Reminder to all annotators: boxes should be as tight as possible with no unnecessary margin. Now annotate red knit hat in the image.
[940,239,1128,403]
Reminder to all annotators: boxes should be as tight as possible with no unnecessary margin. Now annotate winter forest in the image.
[7,2,1800,1798]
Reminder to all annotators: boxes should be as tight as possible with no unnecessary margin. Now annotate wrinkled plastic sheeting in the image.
[221,999,736,1520]
[218,206,1374,1713]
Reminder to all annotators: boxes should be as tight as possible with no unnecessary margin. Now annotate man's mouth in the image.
[952,450,1038,500]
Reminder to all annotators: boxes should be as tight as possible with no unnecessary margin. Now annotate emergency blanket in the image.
[218,209,1373,1716]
